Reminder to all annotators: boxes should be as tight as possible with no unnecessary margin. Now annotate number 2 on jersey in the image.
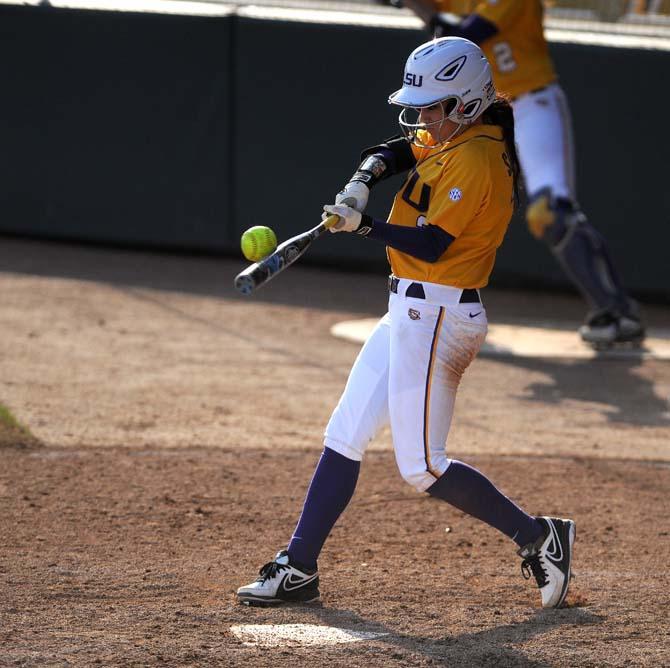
[492,41,517,73]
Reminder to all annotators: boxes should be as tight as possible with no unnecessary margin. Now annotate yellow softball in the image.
[240,226,278,262]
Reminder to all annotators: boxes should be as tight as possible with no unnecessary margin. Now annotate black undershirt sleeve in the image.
[359,215,455,263]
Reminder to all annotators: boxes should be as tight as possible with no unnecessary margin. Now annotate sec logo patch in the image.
[449,188,462,202]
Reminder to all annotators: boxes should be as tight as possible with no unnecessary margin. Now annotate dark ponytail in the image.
[483,95,522,208]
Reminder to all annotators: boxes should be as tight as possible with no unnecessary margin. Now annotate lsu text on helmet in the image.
[389,37,495,147]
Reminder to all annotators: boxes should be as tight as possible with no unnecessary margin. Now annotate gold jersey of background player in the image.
[432,0,556,98]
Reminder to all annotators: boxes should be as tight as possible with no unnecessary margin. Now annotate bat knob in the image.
[234,274,256,295]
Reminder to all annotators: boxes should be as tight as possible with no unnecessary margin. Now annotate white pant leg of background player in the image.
[388,295,488,493]
[512,82,575,200]
[323,313,391,461]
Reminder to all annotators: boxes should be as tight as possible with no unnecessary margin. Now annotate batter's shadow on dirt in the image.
[311,604,602,667]
[482,352,670,427]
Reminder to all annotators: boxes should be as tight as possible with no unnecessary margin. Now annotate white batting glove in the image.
[323,203,362,233]
[335,181,370,213]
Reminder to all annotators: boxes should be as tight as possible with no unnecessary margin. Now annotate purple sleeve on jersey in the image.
[431,13,498,44]
[361,216,455,263]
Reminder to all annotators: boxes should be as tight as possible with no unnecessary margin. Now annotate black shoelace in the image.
[256,560,288,583]
[521,554,548,587]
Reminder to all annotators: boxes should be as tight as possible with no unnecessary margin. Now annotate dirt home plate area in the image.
[1,238,669,667]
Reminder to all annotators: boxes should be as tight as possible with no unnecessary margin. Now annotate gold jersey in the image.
[387,124,513,288]
[434,0,556,98]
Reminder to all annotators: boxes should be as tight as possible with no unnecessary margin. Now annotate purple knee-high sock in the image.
[287,447,360,570]
[427,460,544,547]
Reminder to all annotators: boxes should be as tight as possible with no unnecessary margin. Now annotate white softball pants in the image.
[324,278,488,492]
[512,82,576,200]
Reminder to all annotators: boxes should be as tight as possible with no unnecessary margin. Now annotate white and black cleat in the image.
[518,516,576,608]
[236,550,320,606]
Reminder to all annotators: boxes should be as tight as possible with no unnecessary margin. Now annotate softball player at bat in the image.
[386,0,645,347]
[237,37,575,609]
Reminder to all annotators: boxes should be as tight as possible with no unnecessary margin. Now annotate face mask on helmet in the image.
[398,97,487,148]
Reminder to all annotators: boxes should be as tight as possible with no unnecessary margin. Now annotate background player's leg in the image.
[514,83,643,345]
[528,192,644,343]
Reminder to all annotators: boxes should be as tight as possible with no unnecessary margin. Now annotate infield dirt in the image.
[1,238,669,667]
